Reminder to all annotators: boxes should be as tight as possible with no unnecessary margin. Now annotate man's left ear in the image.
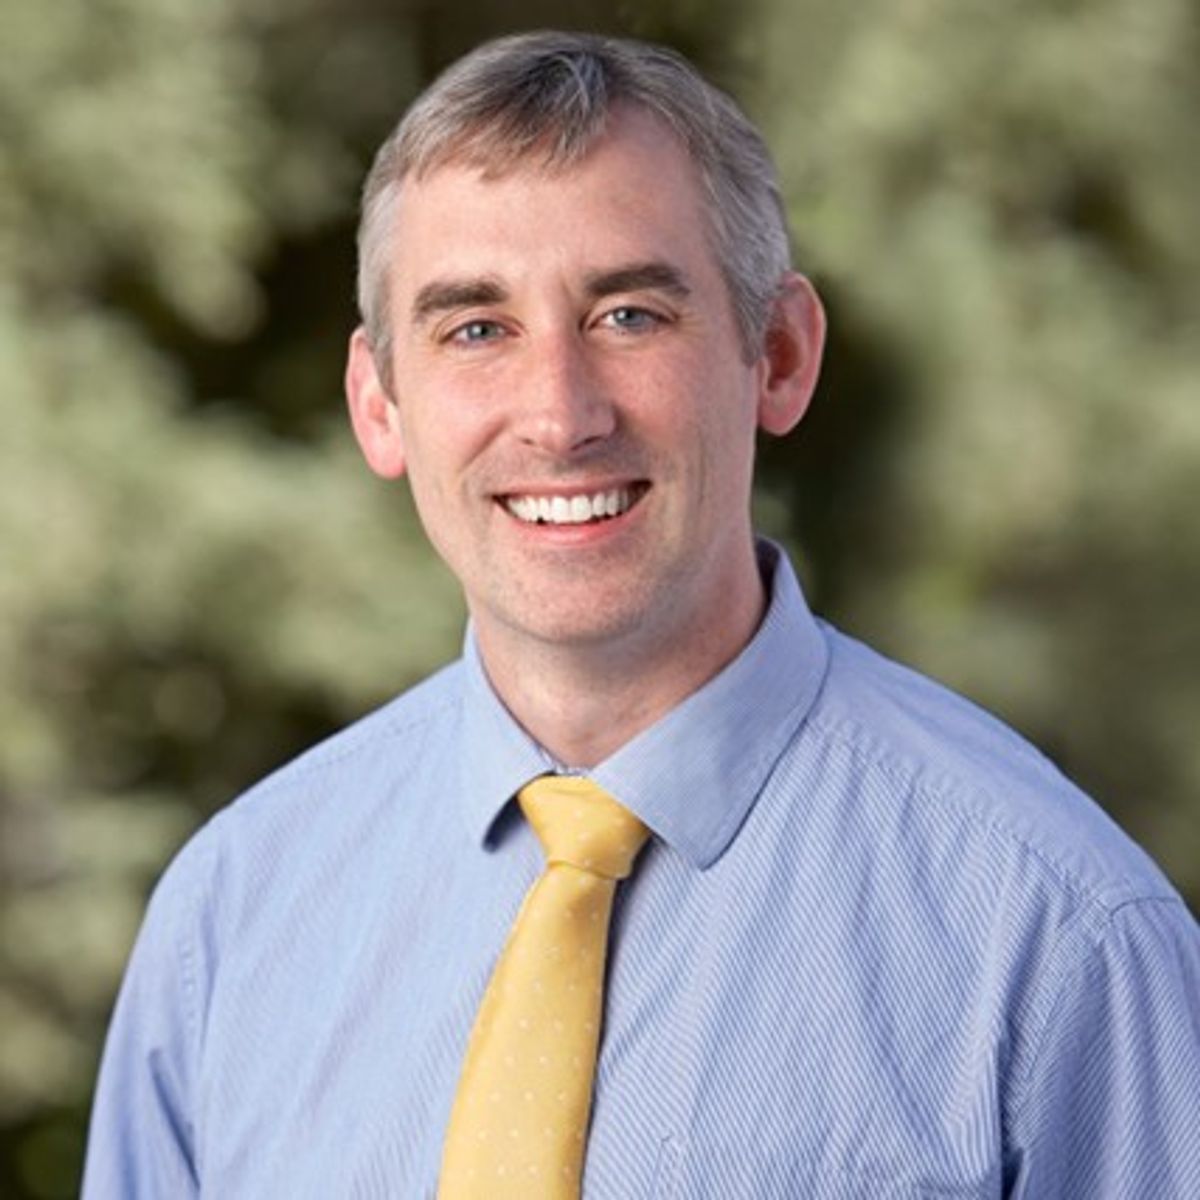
[756,272,826,437]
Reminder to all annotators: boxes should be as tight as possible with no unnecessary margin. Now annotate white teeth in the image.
[504,487,636,525]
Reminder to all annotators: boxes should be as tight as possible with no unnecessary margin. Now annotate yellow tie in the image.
[438,776,650,1199]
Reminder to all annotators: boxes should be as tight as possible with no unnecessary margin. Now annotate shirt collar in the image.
[456,539,830,868]
[457,639,558,848]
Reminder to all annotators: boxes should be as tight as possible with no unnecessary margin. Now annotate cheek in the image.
[604,351,716,432]
[698,382,761,509]
[397,386,494,482]
[680,361,760,448]
[389,417,463,538]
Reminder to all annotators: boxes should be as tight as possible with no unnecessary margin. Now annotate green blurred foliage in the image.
[0,0,1195,1195]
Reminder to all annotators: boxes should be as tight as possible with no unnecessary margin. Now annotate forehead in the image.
[385,110,722,295]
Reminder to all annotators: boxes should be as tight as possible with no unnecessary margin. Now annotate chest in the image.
[192,848,1011,1198]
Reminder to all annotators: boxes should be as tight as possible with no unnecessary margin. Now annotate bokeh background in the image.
[2,0,1197,1194]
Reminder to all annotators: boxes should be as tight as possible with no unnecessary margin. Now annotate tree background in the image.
[1,0,1196,1194]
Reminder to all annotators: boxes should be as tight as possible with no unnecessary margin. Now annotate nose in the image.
[510,333,616,456]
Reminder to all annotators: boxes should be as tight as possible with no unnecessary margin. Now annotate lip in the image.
[494,477,647,499]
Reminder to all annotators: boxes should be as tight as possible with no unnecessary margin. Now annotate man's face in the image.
[347,108,820,672]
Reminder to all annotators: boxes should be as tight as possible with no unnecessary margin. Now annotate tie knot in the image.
[518,776,649,880]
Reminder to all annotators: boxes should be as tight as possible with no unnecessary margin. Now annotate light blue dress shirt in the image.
[84,542,1200,1198]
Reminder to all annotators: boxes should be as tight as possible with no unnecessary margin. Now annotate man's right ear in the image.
[345,327,407,479]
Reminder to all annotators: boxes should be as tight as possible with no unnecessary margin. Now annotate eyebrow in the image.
[409,261,691,325]
[584,261,691,301]
[412,278,508,325]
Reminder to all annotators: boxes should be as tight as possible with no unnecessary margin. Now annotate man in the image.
[84,31,1198,1199]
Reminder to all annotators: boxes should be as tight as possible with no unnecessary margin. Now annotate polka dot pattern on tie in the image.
[438,776,649,1199]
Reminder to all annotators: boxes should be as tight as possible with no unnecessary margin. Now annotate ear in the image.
[345,326,407,479]
[756,272,826,437]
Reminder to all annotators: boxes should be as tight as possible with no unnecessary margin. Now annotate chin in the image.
[519,610,647,650]
[489,593,660,653]
[470,565,687,655]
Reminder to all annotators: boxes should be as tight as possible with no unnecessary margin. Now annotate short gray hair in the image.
[357,31,792,382]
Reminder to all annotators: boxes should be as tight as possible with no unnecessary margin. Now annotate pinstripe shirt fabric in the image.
[84,542,1200,1199]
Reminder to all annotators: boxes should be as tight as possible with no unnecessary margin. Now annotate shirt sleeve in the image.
[81,828,217,1199]
[1005,895,1200,1198]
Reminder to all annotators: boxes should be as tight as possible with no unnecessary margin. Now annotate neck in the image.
[473,565,767,768]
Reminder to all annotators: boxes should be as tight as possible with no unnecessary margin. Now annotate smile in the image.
[501,484,647,525]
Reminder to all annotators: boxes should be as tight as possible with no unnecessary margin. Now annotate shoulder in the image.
[768,623,1197,1143]
[795,622,1181,916]
[223,656,465,825]
[144,656,468,934]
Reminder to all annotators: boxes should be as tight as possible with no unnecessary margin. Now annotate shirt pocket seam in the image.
[650,1132,685,1199]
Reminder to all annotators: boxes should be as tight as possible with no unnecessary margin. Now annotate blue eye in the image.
[450,320,504,344]
[604,306,661,332]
